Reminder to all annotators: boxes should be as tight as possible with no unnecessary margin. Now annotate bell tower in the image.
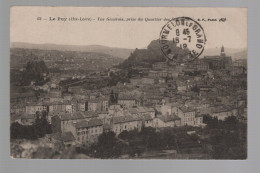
[220,45,226,57]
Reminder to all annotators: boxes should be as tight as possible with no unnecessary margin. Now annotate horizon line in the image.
[10,41,248,50]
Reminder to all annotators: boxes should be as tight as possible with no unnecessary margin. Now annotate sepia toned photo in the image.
[10,7,247,159]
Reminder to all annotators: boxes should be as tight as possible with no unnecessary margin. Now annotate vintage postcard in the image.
[10,7,247,159]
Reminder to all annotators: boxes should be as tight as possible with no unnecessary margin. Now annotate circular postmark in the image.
[159,17,206,63]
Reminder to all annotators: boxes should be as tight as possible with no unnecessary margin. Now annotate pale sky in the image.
[10,7,247,49]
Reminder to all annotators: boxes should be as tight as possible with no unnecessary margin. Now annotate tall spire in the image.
[221,45,224,53]
[220,45,225,56]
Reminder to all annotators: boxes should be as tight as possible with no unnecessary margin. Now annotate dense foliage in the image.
[202,115,247,159]
[77,115,247,159]
[10,111,52,140]
[21,61,49,85]
[77,126,203,158]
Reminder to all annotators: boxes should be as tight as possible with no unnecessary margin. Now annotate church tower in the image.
[220,45,226,57]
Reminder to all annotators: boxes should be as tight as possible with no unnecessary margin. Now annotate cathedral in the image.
[203,46,232,70]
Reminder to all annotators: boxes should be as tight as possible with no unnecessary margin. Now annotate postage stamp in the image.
[159,17,207,63]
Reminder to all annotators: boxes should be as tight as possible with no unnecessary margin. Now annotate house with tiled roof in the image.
[73,118,103,145]
[10,103,26,115]
[153,114,181,128]
[76,99,88,112]
[51,112,88,134]
[62,92,73,101]
[172,106,196,126]
[144,94,163,105]
[108,104,124,117]
[61,131,76,147]
[111,115,142,135]
[11,92,37,104]
[118,94,136,109]
[87,98,102,112]
[96,111,111,124]
[74,111,98,120]
[142,114,154,127]
[137,106,156,118]
[25,103,48,115]
[128,108,139,116]
[87,97,109,112]
[195,114,205,127]
[48,101,73,113]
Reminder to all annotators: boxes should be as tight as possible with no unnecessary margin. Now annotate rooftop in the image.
[118,94,136,100]
[11,92,36,99]
[112,115,141,124]
[61,132,75,142]
[179,106,195,113]
[60,113,85,121]
[74,119,103,129]
[142,114,153,121]
[158,115,180,122]
[21,114,35,119]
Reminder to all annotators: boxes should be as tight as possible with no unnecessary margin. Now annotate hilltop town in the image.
[10,41,247,159]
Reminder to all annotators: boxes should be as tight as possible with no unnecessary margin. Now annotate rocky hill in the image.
[117,40,189,68]
[118,40,247,69]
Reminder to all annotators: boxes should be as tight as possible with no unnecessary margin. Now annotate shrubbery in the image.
[203,115,247,159]
[78,116,247,159]
[10,112,52,140]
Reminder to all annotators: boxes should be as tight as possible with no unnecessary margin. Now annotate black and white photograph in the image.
[10,7,247,159]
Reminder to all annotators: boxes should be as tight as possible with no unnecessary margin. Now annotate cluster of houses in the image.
[10,46,247,147]
[49,100,207,146]
[11,89,210,147]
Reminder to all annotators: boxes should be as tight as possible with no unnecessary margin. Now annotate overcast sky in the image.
[10,7,247,49]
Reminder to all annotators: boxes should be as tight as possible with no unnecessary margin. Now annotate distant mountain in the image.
[201,47,247,60]
[10,42,133,59]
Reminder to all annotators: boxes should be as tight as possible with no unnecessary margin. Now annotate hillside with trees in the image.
[20,60,49,86]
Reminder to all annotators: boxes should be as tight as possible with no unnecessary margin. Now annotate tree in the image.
[97,131,117,148]
[109,90,118,104]
[159,129,177,148]
[203,115,219,129]
[10,111,52,140]
[118,130,129,140]
[147,133,166,149]
[92,131,121,158]
[118,129,139,141]
[224,116,238,125]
